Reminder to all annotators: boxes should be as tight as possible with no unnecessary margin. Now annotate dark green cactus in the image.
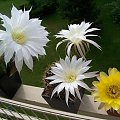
[0,57,6,78]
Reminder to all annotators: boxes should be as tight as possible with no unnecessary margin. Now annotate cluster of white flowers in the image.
[0,6,100,105]
[47,56,97,105]
[47,18,101,105]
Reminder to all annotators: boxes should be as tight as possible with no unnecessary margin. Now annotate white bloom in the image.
[0,6,49,72]
[46,56,97,105]
[56,21,101,57]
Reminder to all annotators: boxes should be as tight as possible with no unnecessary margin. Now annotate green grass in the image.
[0,0,28,15]
[87,0,120,72]
[0,0,120,88]
[84,0,120,86]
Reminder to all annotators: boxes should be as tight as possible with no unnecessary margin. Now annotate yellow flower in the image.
[92,68,120,112]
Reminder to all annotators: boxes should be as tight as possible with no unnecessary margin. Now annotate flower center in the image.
[107,85,120,99]
[71,38,81,44]
[64,73,76,83]
[12,29,26,44]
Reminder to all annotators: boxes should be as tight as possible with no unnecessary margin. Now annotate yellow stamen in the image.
[107,85,120,99]
[12,29,26,44]
[64,72,76,83]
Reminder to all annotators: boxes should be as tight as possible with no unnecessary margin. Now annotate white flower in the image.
[55,21,101,57]
[0,6,49,72]
[46,56,97,105]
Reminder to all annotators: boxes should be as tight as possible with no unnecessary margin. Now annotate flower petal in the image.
[75,88,81,101]
[0,14,12,32]
[56,39,68,50]
[77,81,90,90]
[57,83,65,94]
[55,63,63,70]
[67,43,73,56]
[108,68,118,75]
[24,55,33,70]
[4,47,14,65]
[46,75,60,80]
[85,34,98,37]
[82,60,91,67]
[51,85,60,98]
[65,85,69,106]
[69,84,75,97]
[85,28,100,34]
[11,5,23,26]
[77,66,91,75]
[49,79,62,84]
[22,48,33,70]
[83,39,101,50]
[15,54,23,73]
[76,44,85,58]
[99,72,108,79]
[83,71,98,78]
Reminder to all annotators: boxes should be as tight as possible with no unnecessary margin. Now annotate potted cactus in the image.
[0,5,49,99]
[42,21,101,113]
[0,60,21,99]
[42,56,97,113]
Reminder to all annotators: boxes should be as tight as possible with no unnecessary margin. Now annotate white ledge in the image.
[13,85,48,107]
[13,85,119,120]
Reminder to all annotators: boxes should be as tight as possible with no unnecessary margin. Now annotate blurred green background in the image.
[0,0,120,87]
